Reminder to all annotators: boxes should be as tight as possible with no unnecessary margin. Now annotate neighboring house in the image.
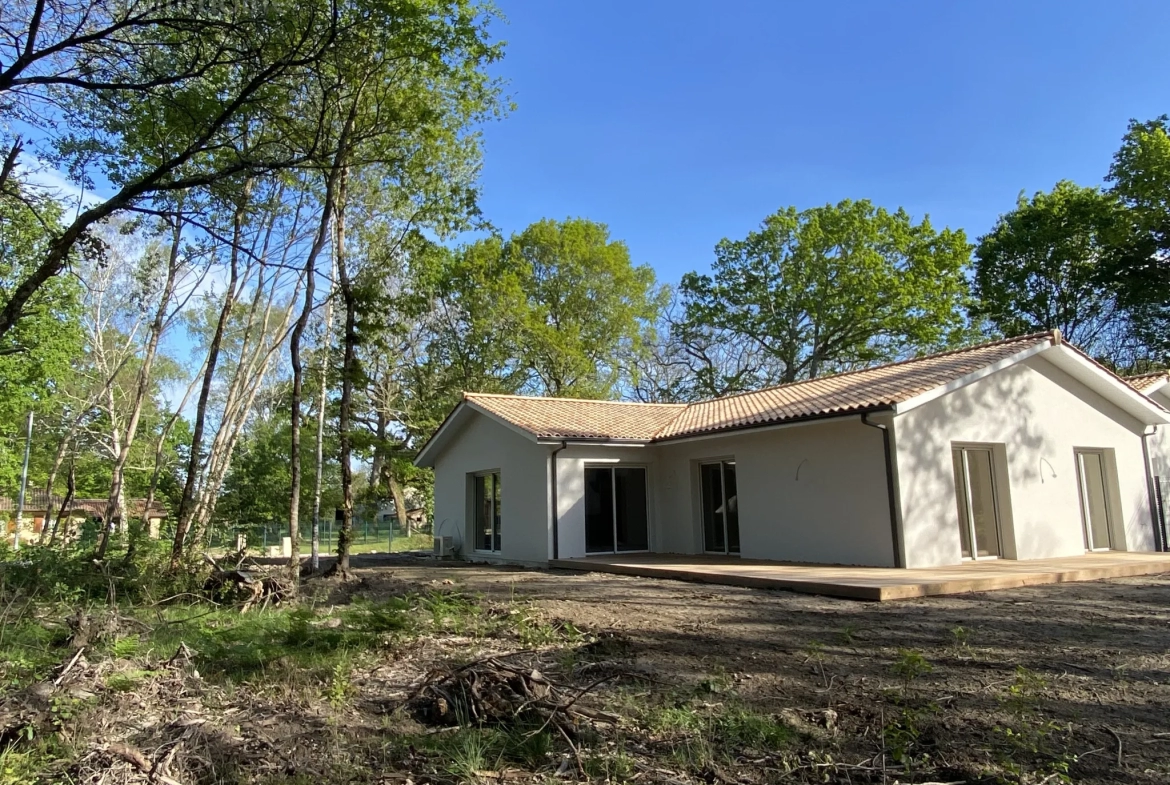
[416,331,1170,569]
[1125,371,1170,548]
[374,499,428,530]
[1,490,169,542]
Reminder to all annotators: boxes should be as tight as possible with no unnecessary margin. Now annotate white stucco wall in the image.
[894,356,1157,568]
[652,418,896,566]
[553,445,658,559]
[1143,388,1170,479]
[431,412,551,566]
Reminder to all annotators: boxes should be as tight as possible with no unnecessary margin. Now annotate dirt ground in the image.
[345,555,1170,784]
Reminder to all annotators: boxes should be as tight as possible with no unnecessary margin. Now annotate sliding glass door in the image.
[584,466,649,554]
[700,460,739,554]
[1076,450,1113,551]
[951,447,1001,559]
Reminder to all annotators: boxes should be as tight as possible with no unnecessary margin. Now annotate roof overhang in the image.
[1138,375,1170,397]
[414,399,544,468]
[894,341,1170,426]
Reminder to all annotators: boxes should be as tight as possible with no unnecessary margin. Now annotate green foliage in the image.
[891,648,933,685]
[0,190,83,489]
[678,199,973,393]
[973,181,1140,363]
[405,218,662,431]
[0,538,200,606]
[1106,115,1170,360]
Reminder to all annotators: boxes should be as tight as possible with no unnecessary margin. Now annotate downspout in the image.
[550,440,567,560]
[862,411,904,568]
[1141,427,1166,552]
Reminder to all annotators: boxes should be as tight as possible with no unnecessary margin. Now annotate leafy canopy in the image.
[972,181,1132,360]
[678,199,972,388]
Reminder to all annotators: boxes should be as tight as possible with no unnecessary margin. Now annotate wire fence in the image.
[205,515,433,554]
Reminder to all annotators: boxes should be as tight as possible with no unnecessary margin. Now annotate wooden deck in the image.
[548,551,1170,601]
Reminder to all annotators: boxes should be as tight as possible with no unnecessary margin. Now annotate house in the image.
[1,490,169,543]
[415,331,1170,569]
[1125,370,1170,550]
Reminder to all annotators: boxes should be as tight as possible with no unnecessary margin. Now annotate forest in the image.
[4,4,1170,785]
[2,0,1170,586]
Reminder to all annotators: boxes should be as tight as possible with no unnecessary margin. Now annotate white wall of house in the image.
[894,356,1157,568]
[554,445,658,558]
[652,418,896,566]
[431,411,551,566]
[1143,388,1170,479]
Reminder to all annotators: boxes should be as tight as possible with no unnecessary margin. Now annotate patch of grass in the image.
[583,741,637,782]
[639,691,792,770]
[0,610,70,688]
[104,669,154,692]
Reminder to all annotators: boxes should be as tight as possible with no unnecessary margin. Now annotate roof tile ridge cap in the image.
[650,400,700,439]
[465,391,683,407]
[692,331,1055,407]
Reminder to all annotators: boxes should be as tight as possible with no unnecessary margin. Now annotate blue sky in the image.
[475,1,1170,285]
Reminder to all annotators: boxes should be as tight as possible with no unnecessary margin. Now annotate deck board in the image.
[548,552,1170,600]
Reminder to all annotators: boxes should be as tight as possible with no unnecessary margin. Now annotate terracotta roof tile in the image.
[658,332,1054,439]
[465,393,685,441]
[456,333,1058,443]
[1124,371,1169,393]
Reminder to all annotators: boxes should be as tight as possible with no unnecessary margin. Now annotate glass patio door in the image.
[1076,450,1113,551]
[951,447,1002,559]
[584,466,649,554]
[700,461,740,554]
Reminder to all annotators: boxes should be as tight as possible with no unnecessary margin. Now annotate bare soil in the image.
[345,555,1170,784]
[12,555,1168,785]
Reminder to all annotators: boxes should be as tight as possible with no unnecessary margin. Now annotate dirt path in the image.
[348,557,1170,783]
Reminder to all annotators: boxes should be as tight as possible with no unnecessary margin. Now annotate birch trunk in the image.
[171,185,250,568]
[97,217,183,559]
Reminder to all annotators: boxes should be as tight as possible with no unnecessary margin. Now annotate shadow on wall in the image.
[895,364,1051,567]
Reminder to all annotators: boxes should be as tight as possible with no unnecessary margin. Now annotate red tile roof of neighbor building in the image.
[460,332,1069,443]
[1124,371,1169,393]
[0,490,167,518]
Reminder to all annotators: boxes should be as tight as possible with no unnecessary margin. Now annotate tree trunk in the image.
[388,470,410,538]
[97,215,183,560]
[332,167,356,576]
[288,167,345,584]
[311,256,337,572]
[171,187,250,568]
[37,434,70,544]
[49,462,76,546]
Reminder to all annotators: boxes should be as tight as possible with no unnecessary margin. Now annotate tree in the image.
[408,218,661,414]
[972,181,1136,363]
[0,186,81,518]
[0,0,345,339]
[508,219,661,398]
[1106,116,1170,360]
[678,200,972,386]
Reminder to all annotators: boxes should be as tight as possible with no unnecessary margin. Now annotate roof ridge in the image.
[1124,370,1168,380]
[696,331,1056,406]
[464,391,687,408]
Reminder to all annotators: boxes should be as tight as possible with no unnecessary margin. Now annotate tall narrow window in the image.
[473,472,501,551]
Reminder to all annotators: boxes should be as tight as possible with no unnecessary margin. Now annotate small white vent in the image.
[433,535,455,557]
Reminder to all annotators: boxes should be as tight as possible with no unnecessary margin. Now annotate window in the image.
[584,466,649,553]
[473,472,501,551]
[700,460,739,554]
